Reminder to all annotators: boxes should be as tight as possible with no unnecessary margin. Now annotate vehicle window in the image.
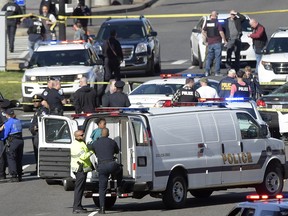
[145,20,153,35]
[266,38,288,54]
[236,112,260,139]
[30,49,90,67]
[270,83,288,95]
[198,113,219,142]
[98,23,146,40]
[227,207,242,216]
[45,118,72,144]
[88,48,97,64]
[130,84,183,95]
[242,208,255,216]
[131,119,149,146]
[261,210,284,216]
[196,18,205,30]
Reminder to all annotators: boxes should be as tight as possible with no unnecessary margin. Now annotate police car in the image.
[190,13,255,68]
[128,74,219,107]
[20,40,105,112]
[227,194,288,216]
[258,27,288,92]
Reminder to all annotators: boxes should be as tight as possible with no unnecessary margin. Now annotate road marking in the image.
[171,60,188,65]
[88,211,98,216]
[188,66,195,70]
[22,164,30,170]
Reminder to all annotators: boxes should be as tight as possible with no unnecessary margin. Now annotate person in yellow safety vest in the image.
[71,130,93,214]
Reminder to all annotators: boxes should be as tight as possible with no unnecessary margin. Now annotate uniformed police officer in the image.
[171,78,200,103]
[71,130,93,214]
[103,29,123,81]
[218,69,237,98]
[1,0,22,52]
[42,79,66,115]
[1,109,23,182]
[21,15,45,58]
[0,99,10,180]
[73,77,97,114]
[202,11,227,76]
[102,80,131,107]
[230,70,251,98]
[29,95,48,175]
[90,128,123,214]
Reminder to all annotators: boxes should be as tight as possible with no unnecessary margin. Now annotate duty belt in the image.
[8,133,22,140]
[98,159,114,165]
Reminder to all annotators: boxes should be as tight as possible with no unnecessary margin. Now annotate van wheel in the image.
[92,197,117,209]
[162,174,187,209]
[190,190,213,198]
[255,165,283,196]
[63,179,75,191]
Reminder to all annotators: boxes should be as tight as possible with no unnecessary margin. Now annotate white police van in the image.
[38,107,288,209]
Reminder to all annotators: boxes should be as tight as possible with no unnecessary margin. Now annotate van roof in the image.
[146,106,229,115]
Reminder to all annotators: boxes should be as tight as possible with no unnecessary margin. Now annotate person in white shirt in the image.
[40,4,57,41]
[197,77,219,98]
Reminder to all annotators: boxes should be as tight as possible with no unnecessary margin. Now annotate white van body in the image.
[38,107,288,209]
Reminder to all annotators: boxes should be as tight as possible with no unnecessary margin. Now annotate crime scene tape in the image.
[257,107,288,112]
[260,82,286,86]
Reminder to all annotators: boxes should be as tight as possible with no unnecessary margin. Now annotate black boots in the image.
[98,207,105,214]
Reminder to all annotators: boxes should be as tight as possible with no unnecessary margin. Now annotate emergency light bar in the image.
[160,74,205,79]
[40,40,85,45]
[246,194,284,202]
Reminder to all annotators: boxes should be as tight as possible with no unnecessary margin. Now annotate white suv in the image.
[21,41,105,112]
[190,13,255,68]
[258,27,288,91]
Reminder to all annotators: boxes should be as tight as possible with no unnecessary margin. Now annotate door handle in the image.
[221,143,225,154]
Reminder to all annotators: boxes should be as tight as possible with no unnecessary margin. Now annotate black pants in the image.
[226,39,241,72]
[73,171,87,211]
[32,133,39,170]
[98,161,123,209]
[7,25,17,51]
[6,138,24,178]
[104,58,121,81]
[0,141,7,178]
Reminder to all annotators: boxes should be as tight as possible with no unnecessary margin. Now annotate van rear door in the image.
[38,115,78,179]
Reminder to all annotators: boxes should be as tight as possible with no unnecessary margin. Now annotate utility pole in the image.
[58,0,66,40]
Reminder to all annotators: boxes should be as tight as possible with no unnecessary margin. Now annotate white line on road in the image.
[171,60,188,65]
[88,211,98,216]
[188,66,195,70]
[22,164,30,170]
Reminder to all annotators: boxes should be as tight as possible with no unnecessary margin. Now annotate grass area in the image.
[0,71,23,100]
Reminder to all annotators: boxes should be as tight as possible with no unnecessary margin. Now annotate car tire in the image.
[46,179,58,185]
[162,174,187,209]
[145,54,155,76]
[63,179,75,191]
[190,189,213,198]
[92,197,117,209]
[255,164,283,196]
[154,53,161,74]
[191,45,198,66]
[198,48,203,69]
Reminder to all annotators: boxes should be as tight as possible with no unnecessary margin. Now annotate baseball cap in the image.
[115,80,125,88]
[32,94,43,102]
[5,108,14,115]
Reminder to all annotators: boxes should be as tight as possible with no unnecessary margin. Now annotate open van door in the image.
[38,115,78,179]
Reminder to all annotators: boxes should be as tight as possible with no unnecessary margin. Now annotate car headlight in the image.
[25,76,37,81]
[94,43,102,55]
[135,43,148,54]
[261,61,273,70]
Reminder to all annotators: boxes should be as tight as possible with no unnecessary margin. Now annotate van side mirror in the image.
[149,31,157,37]
[19,61,29,70]
[260,124,269,137]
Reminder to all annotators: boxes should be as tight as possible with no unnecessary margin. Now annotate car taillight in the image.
[256,99,266,107]
[154,100,172,107]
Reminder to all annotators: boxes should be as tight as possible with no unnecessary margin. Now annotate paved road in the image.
[3,0,288,215]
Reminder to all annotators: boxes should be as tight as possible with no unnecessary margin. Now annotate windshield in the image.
[269,83,288,95]
[130,84,183,95]
[30,50,90,67]
[266,38,288,54]
[97,23,146,40]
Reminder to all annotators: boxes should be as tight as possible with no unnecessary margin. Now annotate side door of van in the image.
[38,115,78,179]
[213,112,241,185]
[235,112,267,183]
[129,116,153,183]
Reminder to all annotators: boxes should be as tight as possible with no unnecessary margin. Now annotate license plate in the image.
[120,61,125,67]
[272,105,282,109]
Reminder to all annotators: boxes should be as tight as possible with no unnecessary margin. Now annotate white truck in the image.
[38,106,288,209]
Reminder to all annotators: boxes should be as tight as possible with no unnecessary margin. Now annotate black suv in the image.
[94,16,161,75]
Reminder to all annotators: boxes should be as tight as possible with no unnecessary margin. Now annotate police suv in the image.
[38,106,288,209]
[21,40,105,112]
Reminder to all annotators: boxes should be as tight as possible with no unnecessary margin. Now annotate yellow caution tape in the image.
[21,102,73,106]
[257,107,288,112]
[260,82,286,85]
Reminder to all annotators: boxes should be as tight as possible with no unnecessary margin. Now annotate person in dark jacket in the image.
[103,81,130,107]
[72,0,91,34]
[218,69,236,98]
[243,66,263,100]
[224,10,246,71]
[73,77,97,114]
[101,80,116,107]
[103,29,123,81]
[248,19,268,74]
[1,0,22,53]
[21,15,45,58]
[29,95,48,175]
[172,78,200,103]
